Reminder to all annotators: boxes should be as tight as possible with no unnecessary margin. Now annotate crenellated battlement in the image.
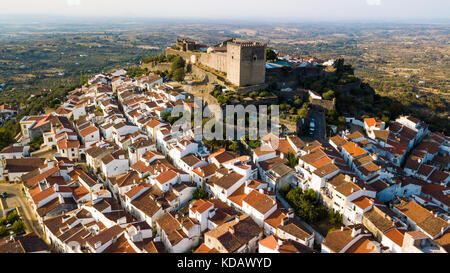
[169,37,266,87]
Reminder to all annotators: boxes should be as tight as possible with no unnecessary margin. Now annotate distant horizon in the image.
[0,14,449,26]
[0,0,449,25]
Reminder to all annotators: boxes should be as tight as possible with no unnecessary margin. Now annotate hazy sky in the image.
[1,0,449,21]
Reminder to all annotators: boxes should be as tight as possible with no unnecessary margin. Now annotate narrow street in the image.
[0,183,44,238]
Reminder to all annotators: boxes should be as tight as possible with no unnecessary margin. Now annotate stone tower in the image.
[226,39,267,87]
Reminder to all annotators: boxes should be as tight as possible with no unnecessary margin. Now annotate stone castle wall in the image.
[166,39,266,88]
[199,52,227,73]
[166,48,227,74]
[226,42,266,87]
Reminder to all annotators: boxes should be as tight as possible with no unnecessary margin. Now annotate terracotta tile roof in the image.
[310,155,333,169]
[434,230,450,252]
[227,184,246,207]
[193,163,218,178]
[86,225,124,250]
[109,171,140,187]
[352,196,373,210]
[344,236,379,253]
[209,149,235,164]
[357,162,381,176]
[31,187,56,204]
[277,139,296,155]
[130,160,151,173]
[103,233,137,253]
[299,149,327,165]
[383,228,406,247]
[5,158,45,174]
[57,138,80,149]
[342,142,367,158]
[323,226,359,253]
[313,163,339,178]
[243,190,276,215]
[258,157,288,171]
[347,131,365,141]
[278,219,312,241]
[156,212,189,246]
[194,243,219,253]
[125,184,149,199]
[264,209,287,229]
[80,125,98,137]
[259,235,278,250]
[394,200,449,237]
[287,135,305,150]
[24,166,60,188]
[363,206,396,233]
[329,135,348,147]
[155,169,178,185]
[72,185,90,201]
[0,145,24,154]
[417,164,435,177]
[130,187,162,217]
[213,172,243,190]
[190,199,214,214]
[252,145,275,157]
[205,215,261,253]
[181,154,202,167]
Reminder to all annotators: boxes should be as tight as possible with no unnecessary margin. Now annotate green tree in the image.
[286,151,298,168]
[266,48,277,61]
[171,56,185,71]
[193,188,208,200]
[172,67,185,82]
[285,188,328,224]
[381,115,390,123]
[297,108,308,118]
[0,225,7,237]
[12,220,25,234]
[329,210,343,226]
[228,142,239,152]
[294,98,303,106]
[6,211,19,224]
[322,90,335,100]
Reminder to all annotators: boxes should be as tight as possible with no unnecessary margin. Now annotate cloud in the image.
[366,0,381,6]
[67,0,81,7]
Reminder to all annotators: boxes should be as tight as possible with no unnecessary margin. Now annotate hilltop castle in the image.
[168,38,267,87]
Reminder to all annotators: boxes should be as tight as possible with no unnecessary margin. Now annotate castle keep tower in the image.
[226,39,267,87]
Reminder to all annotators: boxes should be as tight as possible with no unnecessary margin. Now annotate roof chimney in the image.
[95,241,102,249]
[228,227,234,234]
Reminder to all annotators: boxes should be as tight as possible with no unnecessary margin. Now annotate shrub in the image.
[0,225,7,237]
[6,211,19,224]
[12,220,25,234]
